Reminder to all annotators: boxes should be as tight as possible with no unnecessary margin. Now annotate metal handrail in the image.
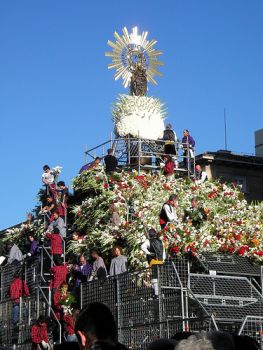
[84,137,196,177]
[238,315,263,335]
[37,284,62,344]
[171,261,186,331]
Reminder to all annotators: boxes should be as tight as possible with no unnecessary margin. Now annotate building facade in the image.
[196,150,263,202]
[255,129,263,157]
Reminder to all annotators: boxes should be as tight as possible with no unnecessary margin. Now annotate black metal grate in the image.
[81,277,117,322]
[189,274,263,322]
[196,253,261,277]
[119,318,214,350]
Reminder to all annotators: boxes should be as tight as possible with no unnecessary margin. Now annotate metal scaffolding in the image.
[84,137,196,177]
[1,255,263,349]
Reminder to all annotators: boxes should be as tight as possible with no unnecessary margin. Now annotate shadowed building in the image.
[196,150,263,202]
[255,129,263,157]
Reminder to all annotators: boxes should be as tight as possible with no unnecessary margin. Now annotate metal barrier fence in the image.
[0,296,46,350]
[239,316,263,349]
[0,262,38,302]
[188,273,263,329]
[0,262,52,349]
[1,256,263,349]
[119,317,214,349]
[195,252,261,278]
[80,259,197,349]
[80,259,263,349]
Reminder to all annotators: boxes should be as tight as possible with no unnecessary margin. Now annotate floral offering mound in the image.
[70,167,263,269]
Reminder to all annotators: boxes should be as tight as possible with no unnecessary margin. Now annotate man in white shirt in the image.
[42,165,57,199]
[195,164,207,185]
[159,194,178,229]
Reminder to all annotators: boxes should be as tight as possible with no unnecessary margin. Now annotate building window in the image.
[234,176,247,193]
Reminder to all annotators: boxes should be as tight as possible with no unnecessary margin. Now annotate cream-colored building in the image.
[196,150,263,202]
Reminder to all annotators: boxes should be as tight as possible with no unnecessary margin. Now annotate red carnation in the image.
[238,246,249,256]
[171,246,180,254]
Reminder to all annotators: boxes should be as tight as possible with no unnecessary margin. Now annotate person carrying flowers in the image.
[184,198,207,229]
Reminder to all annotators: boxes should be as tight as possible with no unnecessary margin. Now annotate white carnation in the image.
[112,94,166,139]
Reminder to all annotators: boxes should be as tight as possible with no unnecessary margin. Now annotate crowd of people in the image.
[31,302,260,350]
[1,126,213,349]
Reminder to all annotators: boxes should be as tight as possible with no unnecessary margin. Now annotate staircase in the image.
[0,238,66,349]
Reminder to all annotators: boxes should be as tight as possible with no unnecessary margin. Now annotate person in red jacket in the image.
[52,287,62,322]
[162,155,175,176]
[46,227,63,260]
[10,272,30,326]
[49,257,68,291]
[63,309,79,342]
[31,315,50,350]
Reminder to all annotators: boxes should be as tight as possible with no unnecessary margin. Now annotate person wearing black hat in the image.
[163,124,178,156]
[141,229,166,266]
[141,229,166,296]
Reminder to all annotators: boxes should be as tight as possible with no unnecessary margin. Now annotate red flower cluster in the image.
[170,246,180,254]
[238,246,249,256]
[224,191,234,197]
[208,190,218,199]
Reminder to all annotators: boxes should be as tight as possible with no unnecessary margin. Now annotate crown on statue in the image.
[106,26,164,88]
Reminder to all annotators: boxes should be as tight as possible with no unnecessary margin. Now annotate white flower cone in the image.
[112,94,167,139]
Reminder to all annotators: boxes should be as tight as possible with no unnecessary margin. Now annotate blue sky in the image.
[0,1,262,229]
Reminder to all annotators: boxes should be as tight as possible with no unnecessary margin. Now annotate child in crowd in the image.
[72,231,85,243]
[161,155,175,176]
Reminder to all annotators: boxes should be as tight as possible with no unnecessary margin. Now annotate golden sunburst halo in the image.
[105,26,164,88]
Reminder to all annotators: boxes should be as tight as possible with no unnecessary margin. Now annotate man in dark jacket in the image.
[163,124,177,156]
[26,233,40,264]
[141,229,166,296]
[104,149,118,173]
[141,229,166,266]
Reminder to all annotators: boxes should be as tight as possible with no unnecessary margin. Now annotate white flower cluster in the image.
[112,94,167,139]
